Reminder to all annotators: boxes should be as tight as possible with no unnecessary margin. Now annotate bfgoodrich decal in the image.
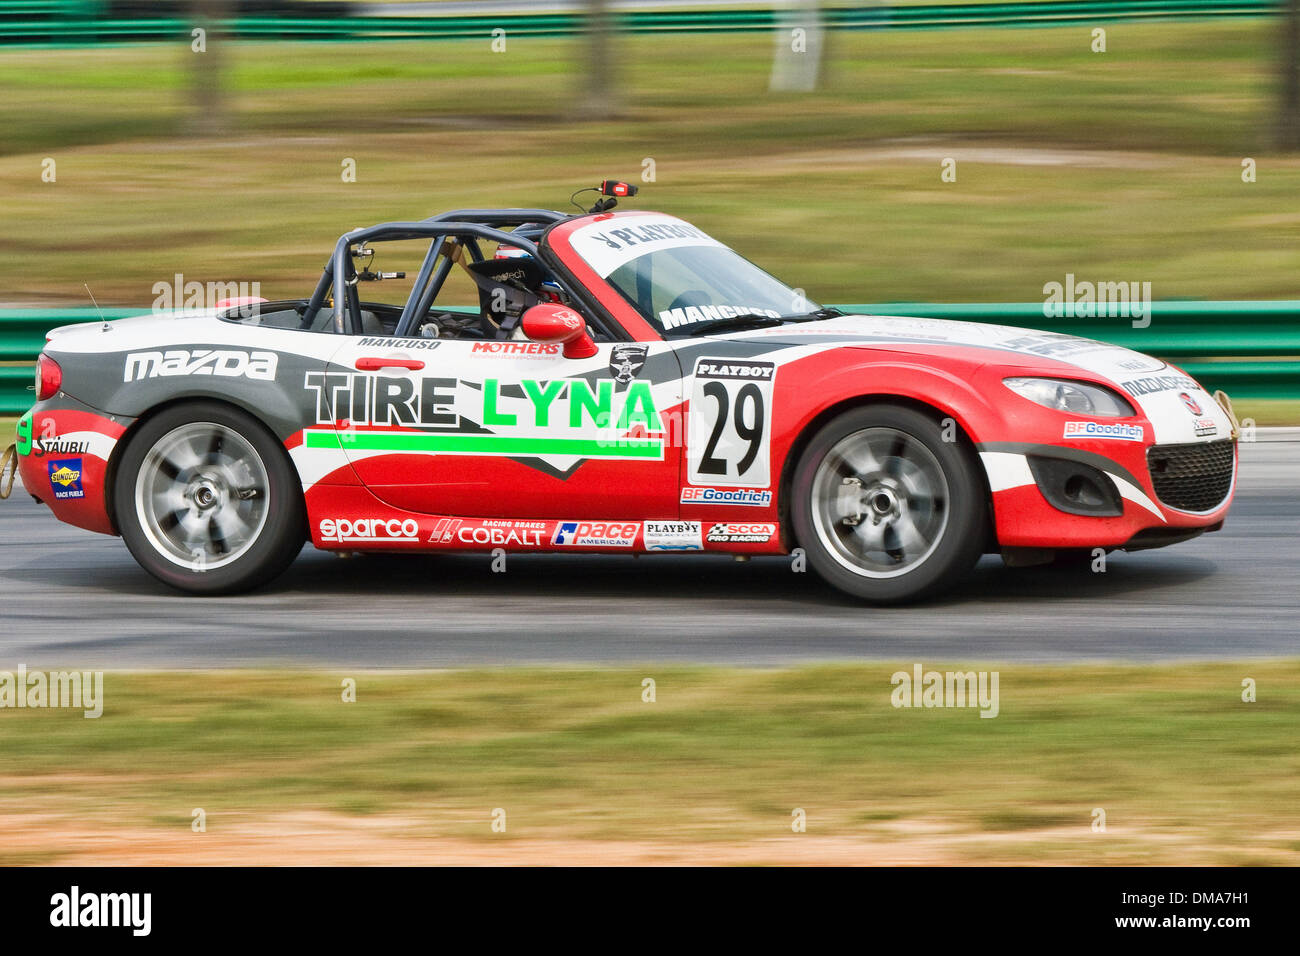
[681,486,773,507]
[1063,422,1144,442]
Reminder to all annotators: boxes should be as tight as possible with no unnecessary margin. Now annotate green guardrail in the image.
[0,301,1295,414]
[0,1,1285,46]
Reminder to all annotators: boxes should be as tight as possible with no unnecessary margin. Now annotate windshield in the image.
[566,214,819,337]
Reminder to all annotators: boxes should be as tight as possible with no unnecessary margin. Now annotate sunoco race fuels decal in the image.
[47,458,84,500]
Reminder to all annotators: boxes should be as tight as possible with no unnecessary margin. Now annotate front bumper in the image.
[980,436,1236,550]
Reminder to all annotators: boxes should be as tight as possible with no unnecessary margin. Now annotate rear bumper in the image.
[14,400,132,536]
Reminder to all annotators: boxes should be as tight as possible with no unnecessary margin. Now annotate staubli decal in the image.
[124,349,278,382]
[32,436,91,459]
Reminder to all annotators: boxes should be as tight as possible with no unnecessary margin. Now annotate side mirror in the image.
[520,303,598,359]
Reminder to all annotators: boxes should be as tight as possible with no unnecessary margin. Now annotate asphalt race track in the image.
[1,441,1296,669]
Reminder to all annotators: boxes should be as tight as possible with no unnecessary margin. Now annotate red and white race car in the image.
[13,184,1238,601]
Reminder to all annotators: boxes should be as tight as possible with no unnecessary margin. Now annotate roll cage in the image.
[299,208,630,341]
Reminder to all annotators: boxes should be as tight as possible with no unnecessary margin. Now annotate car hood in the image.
[728,313,1234,445]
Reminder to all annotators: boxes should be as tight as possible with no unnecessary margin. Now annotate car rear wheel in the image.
[790,404,987,603]
[114,402,304,594]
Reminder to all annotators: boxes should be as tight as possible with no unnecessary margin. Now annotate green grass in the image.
[1,663,1297,862]
[1,22,1298,310]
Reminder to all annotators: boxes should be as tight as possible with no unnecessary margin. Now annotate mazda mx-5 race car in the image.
[11,182,1238,602]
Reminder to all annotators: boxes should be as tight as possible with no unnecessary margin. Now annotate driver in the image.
[465,252,556,339]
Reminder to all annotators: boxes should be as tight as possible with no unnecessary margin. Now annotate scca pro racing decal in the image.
[1063,422,1144,442]
[644,520,703,551]
[687,359,775,488]
[706,522,776,544]
[47,458,85,500]
[681,486,772,507]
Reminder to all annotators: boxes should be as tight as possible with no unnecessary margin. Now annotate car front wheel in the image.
[113,402,305,594]
[790,404,987,603]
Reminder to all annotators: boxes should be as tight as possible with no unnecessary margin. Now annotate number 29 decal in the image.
[687,358,775,488]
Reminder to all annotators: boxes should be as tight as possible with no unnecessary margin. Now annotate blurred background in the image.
[1,0,1297,306]
[2,2,1298,867]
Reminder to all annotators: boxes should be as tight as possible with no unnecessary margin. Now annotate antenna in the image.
[85,284,110,331]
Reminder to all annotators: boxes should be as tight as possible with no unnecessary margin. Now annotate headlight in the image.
[1003,377,1135,417]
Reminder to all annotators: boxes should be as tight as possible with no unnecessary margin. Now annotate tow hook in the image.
[0,443,16,499]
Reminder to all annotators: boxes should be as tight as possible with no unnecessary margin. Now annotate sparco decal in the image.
[644,520,703,551]
[551,521,639,548]
[681,486,773,506]
[124,349,278,382]
[319,517,420,543]
[706,522,776,544]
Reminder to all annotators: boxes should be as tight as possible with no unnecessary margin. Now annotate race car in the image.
[10,182,1238,602]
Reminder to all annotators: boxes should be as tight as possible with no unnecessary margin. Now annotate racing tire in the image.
[790,404,987,603]
[113,402,305,594]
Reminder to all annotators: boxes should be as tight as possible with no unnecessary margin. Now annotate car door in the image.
[319,332,685,520]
